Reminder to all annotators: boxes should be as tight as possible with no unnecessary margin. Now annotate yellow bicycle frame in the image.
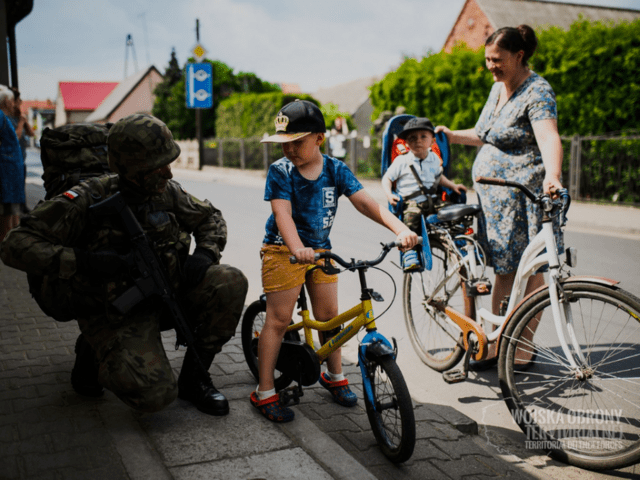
[286,298,377,363]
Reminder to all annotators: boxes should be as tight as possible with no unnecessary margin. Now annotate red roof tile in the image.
[20,100,55,116]
[58,82,119,110]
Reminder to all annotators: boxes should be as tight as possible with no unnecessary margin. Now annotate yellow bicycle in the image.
[241,241,416,463]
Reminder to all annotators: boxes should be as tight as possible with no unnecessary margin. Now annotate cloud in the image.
[13,0,639,100]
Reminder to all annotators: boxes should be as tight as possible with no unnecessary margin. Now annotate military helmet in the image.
[107,114,181,178]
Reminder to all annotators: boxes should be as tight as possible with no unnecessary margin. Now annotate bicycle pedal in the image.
[443,369,468,384]
[465,278,492,297]
[279,385,303,406]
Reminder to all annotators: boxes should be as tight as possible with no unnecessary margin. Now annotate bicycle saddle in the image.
[436,204,482,223]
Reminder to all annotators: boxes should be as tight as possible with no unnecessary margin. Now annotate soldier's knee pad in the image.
[202,265,248,298]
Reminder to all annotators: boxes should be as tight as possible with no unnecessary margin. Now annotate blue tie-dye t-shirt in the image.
[263,155,363,249]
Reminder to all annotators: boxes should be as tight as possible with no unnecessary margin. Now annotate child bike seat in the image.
[436,204,482,223]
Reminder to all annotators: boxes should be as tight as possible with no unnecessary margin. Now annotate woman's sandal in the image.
[250,391,294,423]
[319,372,358,407]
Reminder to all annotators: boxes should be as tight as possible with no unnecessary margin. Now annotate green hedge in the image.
[215,92,320,138]
[371,18,640,138]
[533,19,640,136]
[370,47,493,132]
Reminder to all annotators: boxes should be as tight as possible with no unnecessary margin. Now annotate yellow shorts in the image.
[261,244,338,293]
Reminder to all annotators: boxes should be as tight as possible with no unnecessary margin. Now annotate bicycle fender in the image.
[495,276,621,354]
[561,275,619,287]
[359,331,395,361]
[358,332,395,408]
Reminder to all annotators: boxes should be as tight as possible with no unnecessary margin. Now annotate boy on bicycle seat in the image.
[254,100,418,423]
[382,117,466,271]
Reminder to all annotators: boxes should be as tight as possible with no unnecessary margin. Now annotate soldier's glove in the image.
[74,249,134,277]
[183,247,216,286]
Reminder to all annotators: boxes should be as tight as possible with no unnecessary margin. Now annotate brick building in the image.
[443,0,640,52]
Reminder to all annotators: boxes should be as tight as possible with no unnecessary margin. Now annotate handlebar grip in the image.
[475,176,507,186]
[474,176,537,202]
[391,237,423,248]
[289,254,321,264]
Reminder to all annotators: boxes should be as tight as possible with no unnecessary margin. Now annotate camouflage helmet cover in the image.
[107,114,181,177]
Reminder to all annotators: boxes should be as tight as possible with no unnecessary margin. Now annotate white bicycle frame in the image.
[438,216,586,371]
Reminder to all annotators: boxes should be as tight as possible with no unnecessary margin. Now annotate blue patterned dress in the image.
[472,72,563,275]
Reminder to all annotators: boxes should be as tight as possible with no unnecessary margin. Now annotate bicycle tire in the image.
[403,238,471,371]
[364,355,416,463]
[498,281,640,471]
[241,299,300,391]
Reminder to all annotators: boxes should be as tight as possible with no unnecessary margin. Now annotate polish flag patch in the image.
[63,190,79,200]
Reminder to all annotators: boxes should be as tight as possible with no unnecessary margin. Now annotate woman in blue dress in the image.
[436,25,564,357]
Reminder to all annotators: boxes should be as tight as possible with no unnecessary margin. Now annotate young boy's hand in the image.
[452,184,467,194]
[293,247,316,264]
[397,229,419,250]
[386,194,401,207]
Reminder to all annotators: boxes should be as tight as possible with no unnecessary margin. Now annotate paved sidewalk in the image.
[0,260,540,480]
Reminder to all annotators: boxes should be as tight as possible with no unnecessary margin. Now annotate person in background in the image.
[435,25,564,367]
[0,85,25,240]
[9,87,34,213]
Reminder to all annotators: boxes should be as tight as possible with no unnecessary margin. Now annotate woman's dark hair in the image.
[485,25,538,65]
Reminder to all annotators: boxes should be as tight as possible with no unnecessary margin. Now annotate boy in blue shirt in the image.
[382,117,466,271]
[253,100,418,422]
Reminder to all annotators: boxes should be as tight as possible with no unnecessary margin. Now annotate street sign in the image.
[186,62,213,109]
[192,43,207,62]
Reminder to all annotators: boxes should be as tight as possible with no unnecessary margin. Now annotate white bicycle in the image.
[403,176,640,471]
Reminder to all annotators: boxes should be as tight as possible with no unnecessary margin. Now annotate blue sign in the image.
[186,62,213,109]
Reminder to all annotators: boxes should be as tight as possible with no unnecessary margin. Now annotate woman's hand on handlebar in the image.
[544,175,564,199]
[396,229,419,251]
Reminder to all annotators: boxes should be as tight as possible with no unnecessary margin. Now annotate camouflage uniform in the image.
[0,114,248,413]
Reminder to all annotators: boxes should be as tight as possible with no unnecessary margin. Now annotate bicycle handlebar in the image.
[289,237,423,270]
[475,176,571,226]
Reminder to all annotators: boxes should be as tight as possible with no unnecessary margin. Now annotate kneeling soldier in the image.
[0,114,248,415]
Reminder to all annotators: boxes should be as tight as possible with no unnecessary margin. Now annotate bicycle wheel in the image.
[363,355,415,463]
[241,300,300,391]
[499,281,640,470]
[403,238,471,371]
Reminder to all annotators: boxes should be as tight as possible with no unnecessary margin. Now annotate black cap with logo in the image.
[397,117,436,140]
[261,99,326,143]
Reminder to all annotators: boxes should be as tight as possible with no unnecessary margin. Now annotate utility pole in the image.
[124,34,138,79]
[195,19,203,170]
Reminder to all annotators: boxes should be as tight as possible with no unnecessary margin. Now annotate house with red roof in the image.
[54,81,118,127]
[86,66,163,124]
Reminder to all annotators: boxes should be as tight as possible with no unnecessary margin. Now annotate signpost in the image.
[185,19,211,170]
[186,62,212,109]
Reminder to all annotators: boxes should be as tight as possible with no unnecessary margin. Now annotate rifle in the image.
[90,192,210,378]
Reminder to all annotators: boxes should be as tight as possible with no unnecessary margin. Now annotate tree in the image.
[152,51,280,139]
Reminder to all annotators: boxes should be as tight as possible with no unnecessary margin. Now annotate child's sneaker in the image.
[402,249,421,272]
[250,391,295,423]
[319,372,358,407]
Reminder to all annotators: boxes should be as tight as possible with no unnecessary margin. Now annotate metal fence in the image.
[196,133,640,205]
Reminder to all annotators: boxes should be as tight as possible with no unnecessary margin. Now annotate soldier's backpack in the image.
[39,122,112,200]
[28,123,112,321]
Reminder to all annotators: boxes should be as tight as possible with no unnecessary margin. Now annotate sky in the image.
[13,0,640,101]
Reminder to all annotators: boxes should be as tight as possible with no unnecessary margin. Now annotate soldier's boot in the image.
[177,348,229,416]
[71,334,104,397]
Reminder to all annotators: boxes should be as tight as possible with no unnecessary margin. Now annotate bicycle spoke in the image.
[501,283,640,469]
